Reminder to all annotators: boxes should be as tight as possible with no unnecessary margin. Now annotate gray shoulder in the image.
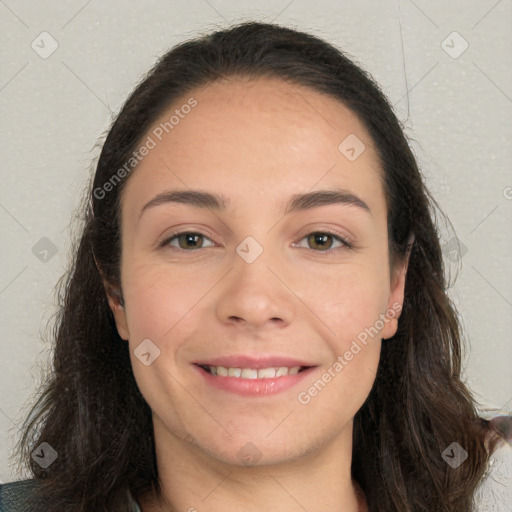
[473,440,512,511]
[0,479,44,512]
[0,479,142,512]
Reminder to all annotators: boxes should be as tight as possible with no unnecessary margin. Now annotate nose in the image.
[214,246,296,330]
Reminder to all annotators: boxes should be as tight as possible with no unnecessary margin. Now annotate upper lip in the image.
[194,355,316,369]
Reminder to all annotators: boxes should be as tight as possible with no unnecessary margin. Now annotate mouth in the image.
[196,364,312,379]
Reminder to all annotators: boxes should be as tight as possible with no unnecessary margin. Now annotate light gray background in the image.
[1,0,511,482]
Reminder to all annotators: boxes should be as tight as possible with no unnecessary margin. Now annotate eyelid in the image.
[159,228,353,252]
[292,229,353,250]
[158,229,217,250]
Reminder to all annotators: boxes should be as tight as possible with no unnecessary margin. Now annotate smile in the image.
[194,363,316,396]
[199,365,309,378]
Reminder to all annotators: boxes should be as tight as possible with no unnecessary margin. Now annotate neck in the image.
[138,416,368,512]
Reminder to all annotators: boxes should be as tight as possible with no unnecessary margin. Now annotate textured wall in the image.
[1,0,511,482]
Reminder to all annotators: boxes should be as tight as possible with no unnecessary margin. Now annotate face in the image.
[106,77,407,467]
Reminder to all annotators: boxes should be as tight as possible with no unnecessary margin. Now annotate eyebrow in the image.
[138,188,371,220]
[139,189,229,221]
[282,188,371,216]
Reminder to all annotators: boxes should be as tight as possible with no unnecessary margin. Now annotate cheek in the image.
[120,261,209,342]
[297,271,384,419]
[298,262,389,407]
[303,261,391,343]
[121,264,208,410]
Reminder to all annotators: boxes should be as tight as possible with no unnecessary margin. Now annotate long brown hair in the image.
[13,21,500,511]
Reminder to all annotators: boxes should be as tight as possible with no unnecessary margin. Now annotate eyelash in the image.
[158,230,353,254]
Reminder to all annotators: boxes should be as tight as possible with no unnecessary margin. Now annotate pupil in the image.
[310,233,331,250]
[181,233,202,249]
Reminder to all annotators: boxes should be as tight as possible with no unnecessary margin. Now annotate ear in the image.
[381,234,414,340]
[93,252,130,341]
[103,279,130,341]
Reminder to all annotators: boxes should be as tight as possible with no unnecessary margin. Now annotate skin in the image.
[104,77,408,511]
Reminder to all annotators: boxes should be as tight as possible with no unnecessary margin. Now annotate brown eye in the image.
[163,232,215,250]
[308,233,334,251]
[178,233,203,249]
[294,231,351,252]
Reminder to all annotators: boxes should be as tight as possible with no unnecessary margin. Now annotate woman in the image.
[1,21,510,512]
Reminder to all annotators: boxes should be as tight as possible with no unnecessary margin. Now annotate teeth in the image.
[205,365,303,378]
[276,366,290,377]
[228,367,241,377]
[216,366,228,376]
[258,367,277,378]
[241,368,258,379]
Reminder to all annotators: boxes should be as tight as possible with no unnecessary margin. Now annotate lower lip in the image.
[193,365,316,396]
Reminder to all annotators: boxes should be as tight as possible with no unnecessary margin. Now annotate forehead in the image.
[120,76,384,221]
